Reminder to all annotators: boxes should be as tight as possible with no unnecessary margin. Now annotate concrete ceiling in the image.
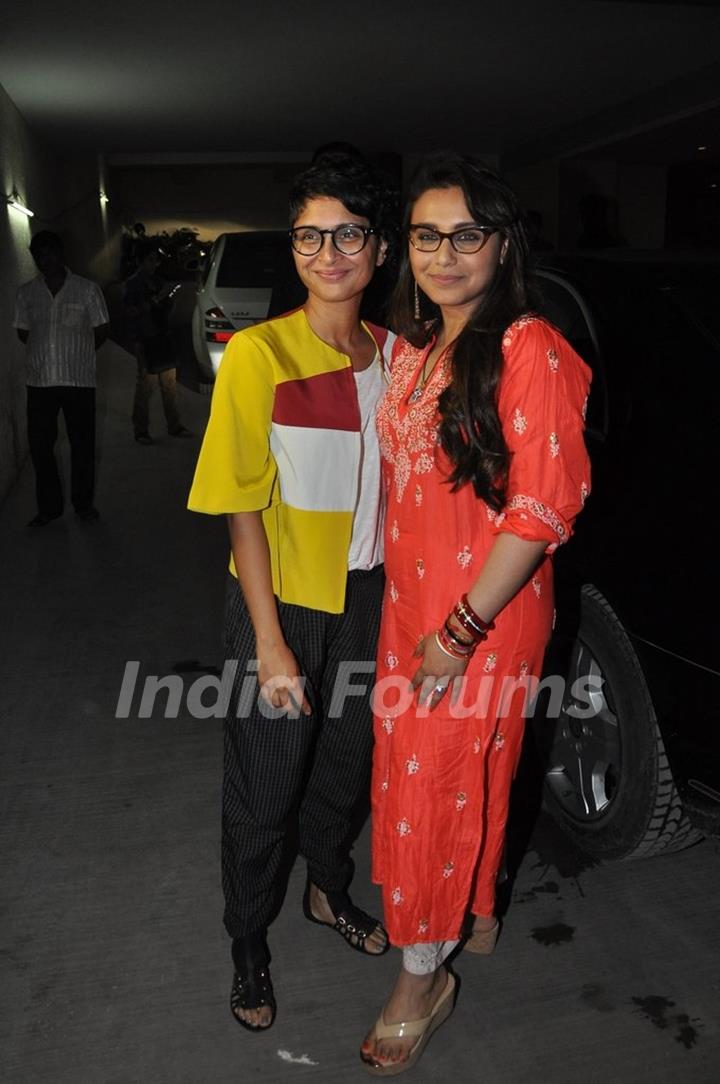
[2,0,720,157]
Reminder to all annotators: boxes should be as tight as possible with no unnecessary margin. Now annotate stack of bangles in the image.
[435,593,494,661]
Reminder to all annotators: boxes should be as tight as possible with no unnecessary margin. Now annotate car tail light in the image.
[204,304,236,342]
[204,306,233,328]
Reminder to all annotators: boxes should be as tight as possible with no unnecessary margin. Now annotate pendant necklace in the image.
[407,343,449,404]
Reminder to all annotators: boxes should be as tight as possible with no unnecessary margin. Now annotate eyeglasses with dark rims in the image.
[408,225,498,254]
[289,224,377,256]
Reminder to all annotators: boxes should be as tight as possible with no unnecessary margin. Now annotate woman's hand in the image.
[411,631,469,710]
[226,511,312,718]
[256,640,312,717]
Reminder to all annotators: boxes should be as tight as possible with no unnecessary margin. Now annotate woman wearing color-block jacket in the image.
[188,152,396,1031]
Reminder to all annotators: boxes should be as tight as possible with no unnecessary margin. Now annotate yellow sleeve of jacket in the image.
[187,332,278,514]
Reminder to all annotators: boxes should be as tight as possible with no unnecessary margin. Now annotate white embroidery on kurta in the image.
[455,792,467,812]
[390,581,399,602]
[414,484,423,507]
[549,432,560,458]
[532,576,542,597]
[391,887,404,905]
[442,862,455,879]
[396,818,411,837]
[376,340,450,502]
[416,558,425,580]
[502,315,536,348]
[391,520,400,543]
[394,450,411,503]
[414,453,433,474]
[547,347,559,371]
[473,736,482,754]
[382,717,394,735]
[406,754,420,775]
[494,733,505,750]
[418,919,429,935]
[484,653,497,673]
[513,408,528,434]
[381,778,389,792]
[519,661,529,678]
[505,495,567,540]
[385,652,398,671]
[457,545,473,569]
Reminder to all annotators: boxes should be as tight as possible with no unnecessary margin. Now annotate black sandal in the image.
[230,932,276,1031]
[302,881,389,956]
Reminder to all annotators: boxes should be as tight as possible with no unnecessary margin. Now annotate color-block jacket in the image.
[188,308,394,613]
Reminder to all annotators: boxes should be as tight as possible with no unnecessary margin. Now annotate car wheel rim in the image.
[545,640,621,822]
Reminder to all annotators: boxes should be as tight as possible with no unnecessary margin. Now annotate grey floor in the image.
[2,344,719,1083]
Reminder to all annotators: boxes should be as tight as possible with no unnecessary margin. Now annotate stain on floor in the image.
[514,879,562,904]
[632,995,702,1049]
[530,922,575,946]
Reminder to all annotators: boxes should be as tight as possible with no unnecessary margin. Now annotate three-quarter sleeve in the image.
[187,333,278,514]
[493,318,591,551]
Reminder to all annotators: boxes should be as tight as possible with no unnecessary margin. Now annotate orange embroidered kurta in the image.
[371,316,592,945]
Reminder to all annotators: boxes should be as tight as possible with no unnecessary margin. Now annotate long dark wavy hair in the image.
[392,154,537,511]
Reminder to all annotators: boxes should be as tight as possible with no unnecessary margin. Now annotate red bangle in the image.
[453,594,493,641]
[443,618,475,649]
[435,627,474,660]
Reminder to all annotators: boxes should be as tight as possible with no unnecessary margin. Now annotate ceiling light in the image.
[697,145,707,152]
[99,192,109,205]
[6,193,34,217]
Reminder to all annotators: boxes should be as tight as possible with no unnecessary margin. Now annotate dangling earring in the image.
[414,280,421,321]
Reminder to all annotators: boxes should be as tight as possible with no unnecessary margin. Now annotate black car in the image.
[530,250,720,860]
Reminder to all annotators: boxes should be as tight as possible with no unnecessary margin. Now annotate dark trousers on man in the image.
[27,385,95,516]
[221,565,384,938]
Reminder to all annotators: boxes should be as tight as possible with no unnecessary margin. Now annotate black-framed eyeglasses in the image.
[289,224,377,256]
[408,225,498,254]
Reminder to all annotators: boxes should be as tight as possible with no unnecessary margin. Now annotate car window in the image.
[536,270,607,440]
[216,234,284,288]
[200,243,216,287]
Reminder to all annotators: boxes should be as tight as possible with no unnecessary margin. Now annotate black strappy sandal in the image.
[230,932,276,1032]
[302,881,389,956]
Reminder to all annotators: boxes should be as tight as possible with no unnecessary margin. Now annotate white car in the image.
[192,231,286,377]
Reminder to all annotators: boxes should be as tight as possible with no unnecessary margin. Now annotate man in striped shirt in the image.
[14,231,109,527]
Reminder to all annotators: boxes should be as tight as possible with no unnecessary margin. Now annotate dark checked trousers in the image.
[221,565,384,938]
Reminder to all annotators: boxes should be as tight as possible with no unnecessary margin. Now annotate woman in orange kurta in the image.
[361,156,591,1074]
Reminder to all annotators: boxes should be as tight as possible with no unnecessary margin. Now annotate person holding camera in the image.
[123,241,191,444]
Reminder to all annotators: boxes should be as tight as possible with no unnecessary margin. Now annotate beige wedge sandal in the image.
[360,971,457,1076]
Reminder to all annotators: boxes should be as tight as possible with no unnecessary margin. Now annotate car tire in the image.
[536,584,703,860]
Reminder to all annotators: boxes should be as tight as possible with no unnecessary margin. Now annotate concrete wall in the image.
[0,82,119,504]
